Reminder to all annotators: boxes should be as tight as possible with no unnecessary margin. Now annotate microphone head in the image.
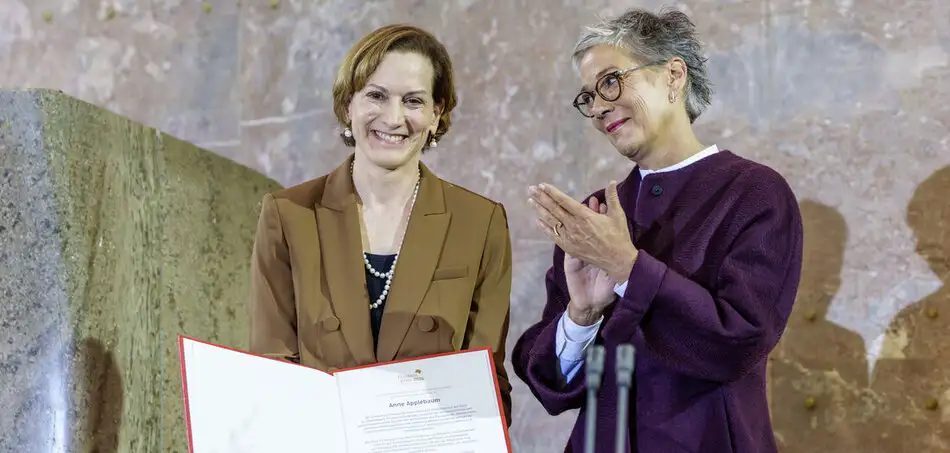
[585,345,606,384]
[616,344,635,374]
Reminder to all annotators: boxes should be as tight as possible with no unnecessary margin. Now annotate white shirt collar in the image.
[638,144,720,177]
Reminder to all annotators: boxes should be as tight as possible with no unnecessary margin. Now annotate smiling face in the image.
[576,45,679,161]
[347,51,442,170]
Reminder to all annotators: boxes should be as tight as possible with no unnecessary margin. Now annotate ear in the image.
[430,103,444,134]
[667,57,688,96]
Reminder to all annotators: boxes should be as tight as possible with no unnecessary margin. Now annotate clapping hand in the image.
[561,198,619,325]
[528,181,640,323]
[528,181,639,280]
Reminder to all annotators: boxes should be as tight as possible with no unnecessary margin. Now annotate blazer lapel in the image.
[315,156,376,365]
[376,164,450,362]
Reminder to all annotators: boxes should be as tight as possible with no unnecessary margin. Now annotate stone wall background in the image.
[3,0,948,451]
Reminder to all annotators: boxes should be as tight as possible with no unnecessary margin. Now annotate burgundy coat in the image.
[512,150,804,453]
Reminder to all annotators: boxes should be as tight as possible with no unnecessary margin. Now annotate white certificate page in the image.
[334,349,509,453]
[180,337,347,453]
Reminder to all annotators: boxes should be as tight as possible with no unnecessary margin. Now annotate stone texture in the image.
[769,200,875,451]
[2,0,950,451]
[0,0,241,148]
[865,166,950,452]
[0,89,281,453]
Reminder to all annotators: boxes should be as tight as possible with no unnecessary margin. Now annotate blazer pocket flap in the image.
[433,265,468,281]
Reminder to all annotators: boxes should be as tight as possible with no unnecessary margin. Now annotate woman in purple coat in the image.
[513,7,804,453]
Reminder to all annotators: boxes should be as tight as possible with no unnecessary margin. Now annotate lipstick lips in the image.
[606,118,628,133]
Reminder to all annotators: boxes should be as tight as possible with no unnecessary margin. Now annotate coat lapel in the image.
[376,164,449,362]
[315,156,376,365]
[617,167,642,220]
[619,169,643,241]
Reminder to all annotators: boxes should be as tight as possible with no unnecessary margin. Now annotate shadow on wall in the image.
[769,199,870,452]
[73,338,124,453]
[869,165,950,452]
[769,166,950,452]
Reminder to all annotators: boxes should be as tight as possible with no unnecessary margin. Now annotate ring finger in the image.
[530,199,562,230]
[534,191,572,225]
[536,221,570,251]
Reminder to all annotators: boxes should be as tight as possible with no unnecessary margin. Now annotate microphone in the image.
[584,344,606,453]
[615,344,636,453]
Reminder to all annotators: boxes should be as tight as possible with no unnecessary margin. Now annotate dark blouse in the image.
[365,253,395,351]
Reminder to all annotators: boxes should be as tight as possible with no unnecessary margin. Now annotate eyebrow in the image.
[367,83,428,97]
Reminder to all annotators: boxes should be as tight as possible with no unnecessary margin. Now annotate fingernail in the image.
[538,183,547,190]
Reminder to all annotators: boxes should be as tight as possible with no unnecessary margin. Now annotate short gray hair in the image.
[572,7,712,123]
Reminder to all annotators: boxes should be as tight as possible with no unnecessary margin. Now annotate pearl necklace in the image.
[352,162,421,310]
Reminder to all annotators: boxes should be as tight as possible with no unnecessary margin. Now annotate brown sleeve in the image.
[248,193,299,363]
[467,202,514,426]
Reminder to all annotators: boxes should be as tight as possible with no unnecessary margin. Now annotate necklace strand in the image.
[352,161,421,309]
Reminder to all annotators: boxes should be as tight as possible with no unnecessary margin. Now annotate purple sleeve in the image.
[601,186,804,383]
[511,247,587,415]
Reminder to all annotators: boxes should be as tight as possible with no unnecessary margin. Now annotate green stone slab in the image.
[0,89,282,453]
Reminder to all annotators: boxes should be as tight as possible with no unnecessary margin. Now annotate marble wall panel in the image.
[0,90,281,452]
[0,0,241,146]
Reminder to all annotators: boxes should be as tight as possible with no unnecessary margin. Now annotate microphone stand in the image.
[584,345,606,453]
[615,344,636,453]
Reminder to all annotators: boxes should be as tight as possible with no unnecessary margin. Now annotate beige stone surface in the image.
[0,89,281,452]
[2,0,950,451]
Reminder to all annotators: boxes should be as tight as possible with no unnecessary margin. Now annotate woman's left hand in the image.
[528,181,639,282]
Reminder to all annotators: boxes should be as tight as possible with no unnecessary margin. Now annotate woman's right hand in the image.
[563,197,618,326]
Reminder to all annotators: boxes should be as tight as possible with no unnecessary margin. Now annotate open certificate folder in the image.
[178,335,511,453]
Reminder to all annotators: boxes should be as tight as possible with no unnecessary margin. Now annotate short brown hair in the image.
[332,25,458,148]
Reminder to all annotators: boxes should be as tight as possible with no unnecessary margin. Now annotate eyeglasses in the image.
[572,62,662,118]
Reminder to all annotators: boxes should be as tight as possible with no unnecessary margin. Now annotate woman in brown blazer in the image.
[247,24,513,423]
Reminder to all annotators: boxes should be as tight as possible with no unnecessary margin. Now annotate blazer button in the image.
[651,184,663,196]
[322,316,341,331]
[417,316,436,332]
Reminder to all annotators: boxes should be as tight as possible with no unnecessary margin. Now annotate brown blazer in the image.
[248,155,512,423]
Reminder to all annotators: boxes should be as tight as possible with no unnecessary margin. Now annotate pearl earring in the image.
[429,138,438,148]
[343,127,352,137]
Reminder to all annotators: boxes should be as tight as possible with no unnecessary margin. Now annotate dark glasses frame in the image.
[572,61,665,118]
